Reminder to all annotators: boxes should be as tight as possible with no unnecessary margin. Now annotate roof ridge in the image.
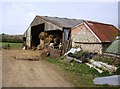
[36,15,82,21]
[84,20,113,26]
[38,16,63,28]
[36,15,83,28]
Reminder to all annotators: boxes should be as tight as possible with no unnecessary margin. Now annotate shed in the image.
[71,21,120,54]
[23,15,83,54]
[104,36,120,58]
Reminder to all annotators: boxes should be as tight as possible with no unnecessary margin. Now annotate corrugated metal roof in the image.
[106,36,120,55]
[37,15,83,28]
[85,21,120,42]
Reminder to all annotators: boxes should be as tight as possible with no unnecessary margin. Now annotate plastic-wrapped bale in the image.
[37,39,45,50]
[39,32,48,40]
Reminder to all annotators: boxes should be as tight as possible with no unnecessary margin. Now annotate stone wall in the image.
[74,43,102,54]
[71,23,103,54]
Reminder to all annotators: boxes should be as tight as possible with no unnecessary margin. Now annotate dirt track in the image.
[2,50,73,87]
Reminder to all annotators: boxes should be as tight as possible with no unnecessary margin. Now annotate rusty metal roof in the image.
[38,15,83,28]
[85,21,120,42]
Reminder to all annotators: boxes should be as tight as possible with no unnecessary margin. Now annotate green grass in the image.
[0,42,22,49]
[45,57,115,87]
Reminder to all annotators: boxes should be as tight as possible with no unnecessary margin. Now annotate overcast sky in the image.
[0,0,119,35]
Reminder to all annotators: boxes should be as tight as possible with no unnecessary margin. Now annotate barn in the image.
[71,21,119,54]
[23,15,119,55]
[23,15,83,54]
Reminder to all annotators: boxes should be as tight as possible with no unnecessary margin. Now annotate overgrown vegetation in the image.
[45,57,118,87]
[0,33,23,43]
[93,56,120,67]
[47,57,111,77]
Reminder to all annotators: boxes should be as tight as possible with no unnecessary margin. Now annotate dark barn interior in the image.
[47,30,63,45]
[31,23,44,48]
[31,23,63,49]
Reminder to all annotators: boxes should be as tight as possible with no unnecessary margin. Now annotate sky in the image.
[118,1,120,28]
[0,0,119,35]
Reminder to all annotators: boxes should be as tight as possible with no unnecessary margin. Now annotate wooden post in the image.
[62,31,65,55]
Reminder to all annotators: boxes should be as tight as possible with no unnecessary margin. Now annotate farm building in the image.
[71,21,120,54]
[23,15,119,54]
[23,15,83,54]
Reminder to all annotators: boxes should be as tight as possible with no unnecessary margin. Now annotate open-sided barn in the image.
[23,15,119,55]
[23,15,83,54]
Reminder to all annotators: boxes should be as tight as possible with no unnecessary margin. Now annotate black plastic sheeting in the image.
[67,52,97,63]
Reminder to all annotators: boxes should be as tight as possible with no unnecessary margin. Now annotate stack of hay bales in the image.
[37,32,48,50]
[37,39,45,50]
[44,35,53,45]
[37,32,60,50]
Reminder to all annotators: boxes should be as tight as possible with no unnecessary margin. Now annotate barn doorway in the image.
[31,23,44,48]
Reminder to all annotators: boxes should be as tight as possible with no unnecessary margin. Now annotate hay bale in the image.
[53,36,60,46]
[37,44,43,50]
[39,32,48,40]
[40,39,44,45]
[41,48,50,57]
[37,39,45,50]
[44,35,53,45]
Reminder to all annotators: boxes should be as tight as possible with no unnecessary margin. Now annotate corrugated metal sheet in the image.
[38,16,83,28]
[106,36,120,55]
[85,21,120,42]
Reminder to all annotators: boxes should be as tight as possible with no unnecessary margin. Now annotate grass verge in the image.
[45,57,118,88]
[0,42,22,49]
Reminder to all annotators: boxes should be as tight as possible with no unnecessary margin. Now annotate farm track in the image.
[2,49,73,87]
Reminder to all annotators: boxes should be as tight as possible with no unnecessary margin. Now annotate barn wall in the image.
[26,26,31,48]
[45,21,62,31]
[71,23,99,45]
[31,17,45,26]
[31,16,62,31]
[71,23,103,54]
[74,43,103,54]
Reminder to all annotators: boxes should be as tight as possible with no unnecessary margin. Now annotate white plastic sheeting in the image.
[93,75,120,86]
[64,48,81,56]
[86,63,103,73]
[89,59,117,74]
